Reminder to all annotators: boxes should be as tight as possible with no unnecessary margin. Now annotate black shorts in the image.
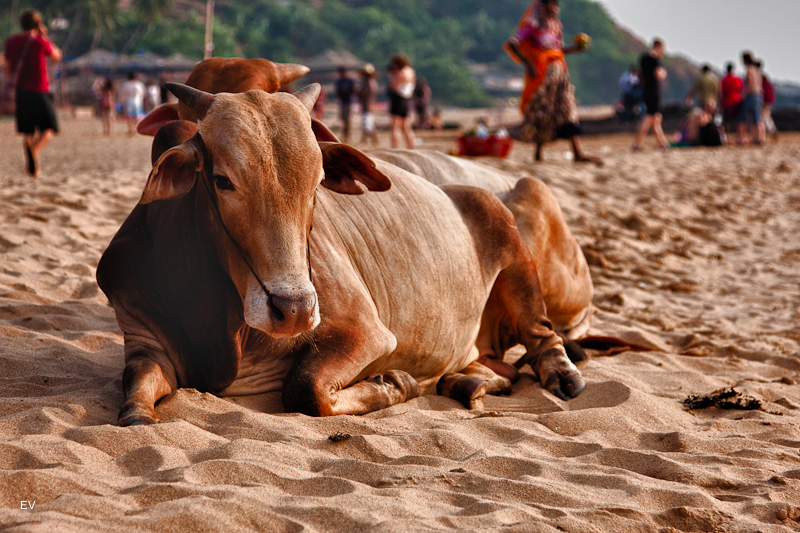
[389,91,410,118]
[15,90,59,134]
[642,90,661,116]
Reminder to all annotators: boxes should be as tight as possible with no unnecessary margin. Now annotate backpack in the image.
[762,76,776,106]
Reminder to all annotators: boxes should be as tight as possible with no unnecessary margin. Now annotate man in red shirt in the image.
[719,62,743,133]
[4,10,62,177]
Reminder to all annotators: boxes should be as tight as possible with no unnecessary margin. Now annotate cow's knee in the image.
[283,369,334,416]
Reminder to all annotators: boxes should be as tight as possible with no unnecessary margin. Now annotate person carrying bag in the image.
[0,36,33,116]
[3,9,62,176]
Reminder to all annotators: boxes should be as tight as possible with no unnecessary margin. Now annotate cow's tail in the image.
[561,335,589,364]
[566,335,658,361]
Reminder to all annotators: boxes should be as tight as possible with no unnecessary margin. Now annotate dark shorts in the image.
[722,103,742,126]
[15,90,59,134]
[389,91,410,118]
[642,90,661,116]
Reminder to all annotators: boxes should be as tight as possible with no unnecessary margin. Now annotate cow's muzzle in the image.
[244,285,319,337]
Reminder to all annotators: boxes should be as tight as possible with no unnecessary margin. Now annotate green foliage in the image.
[2,0,697,106]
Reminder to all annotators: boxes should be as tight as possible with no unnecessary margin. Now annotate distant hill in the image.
[3,0,767,108]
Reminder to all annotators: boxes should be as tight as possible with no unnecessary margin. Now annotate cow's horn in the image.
[294,84,321,113]
[275,62,310,85]
[167,83,215,120]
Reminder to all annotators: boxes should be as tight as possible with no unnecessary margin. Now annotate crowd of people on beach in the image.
[91,73,165,136]
[620,43,777,151]
[327,55,435,149]
[1,3,787,176]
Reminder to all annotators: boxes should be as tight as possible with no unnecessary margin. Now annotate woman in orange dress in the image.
[505,0,597,163]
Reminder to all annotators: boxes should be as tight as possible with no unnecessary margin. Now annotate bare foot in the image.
[24,145,38,177]
[575,155,603,166]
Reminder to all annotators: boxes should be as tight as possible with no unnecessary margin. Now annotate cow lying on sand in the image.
[137,57,593,338]
[97,84,585,425]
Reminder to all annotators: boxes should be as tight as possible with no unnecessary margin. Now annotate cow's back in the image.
[369,149,516,196]
[369,149,593,336]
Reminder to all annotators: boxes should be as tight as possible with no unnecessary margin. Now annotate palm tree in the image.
[120,0,175,55]
[86,0,119,52]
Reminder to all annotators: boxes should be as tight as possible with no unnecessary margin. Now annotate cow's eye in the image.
[213,175,234,191]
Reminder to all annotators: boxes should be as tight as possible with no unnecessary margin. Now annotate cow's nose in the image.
[268,289,317,334]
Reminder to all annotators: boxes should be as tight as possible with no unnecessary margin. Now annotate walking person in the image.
[386,54,416,149]
[504,0,598,163]
[334,67,355,143]
[633,39,670,151]
[357,64,379,146]
[3,9,62,177]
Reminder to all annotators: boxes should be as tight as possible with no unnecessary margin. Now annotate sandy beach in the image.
[0,114,798,532]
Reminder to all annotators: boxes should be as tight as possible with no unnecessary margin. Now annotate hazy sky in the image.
[594,0,800,84]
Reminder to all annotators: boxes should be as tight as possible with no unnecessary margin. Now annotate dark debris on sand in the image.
[328,431,352,442]
[683,387,764,411]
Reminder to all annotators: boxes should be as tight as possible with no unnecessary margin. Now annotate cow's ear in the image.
[136,102,180,136]
[140,137,203,204]
[319,142,391,195]
[312,118,340,142]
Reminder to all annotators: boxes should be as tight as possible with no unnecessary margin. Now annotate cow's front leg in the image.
[480,256,585,401]
[282,327,418,416]
[117,345,177,426]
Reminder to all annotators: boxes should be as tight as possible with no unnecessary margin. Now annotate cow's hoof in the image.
[117,404,158,427]
[437,374,488,410]
[543,370,586,401]
[117,414,158,427]
[383,370,420,402]
[538,347,586,401]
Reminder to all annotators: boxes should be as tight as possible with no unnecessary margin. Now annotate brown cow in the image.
[97,84,584,425]
[141,57,591,347]
[136,57,310,135]
[367,149,593,340]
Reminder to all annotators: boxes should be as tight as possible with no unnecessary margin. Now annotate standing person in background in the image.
[144,78,161,114]
[686,65,718,109]
[119,72,146,135]
[413,77,432,130]
[3,9,62,177]
[504,0,598,163]
[737,51,765,145]
[618,65,640,123]
[158,76,170,106]
[310,78,326,121]
[719,62,743,133]
[334,67,355,143]
[632,39,670,151]
[759,61,777,141]
[98,77,115,136]
[357,64,379,146]
[387,54,416,149]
